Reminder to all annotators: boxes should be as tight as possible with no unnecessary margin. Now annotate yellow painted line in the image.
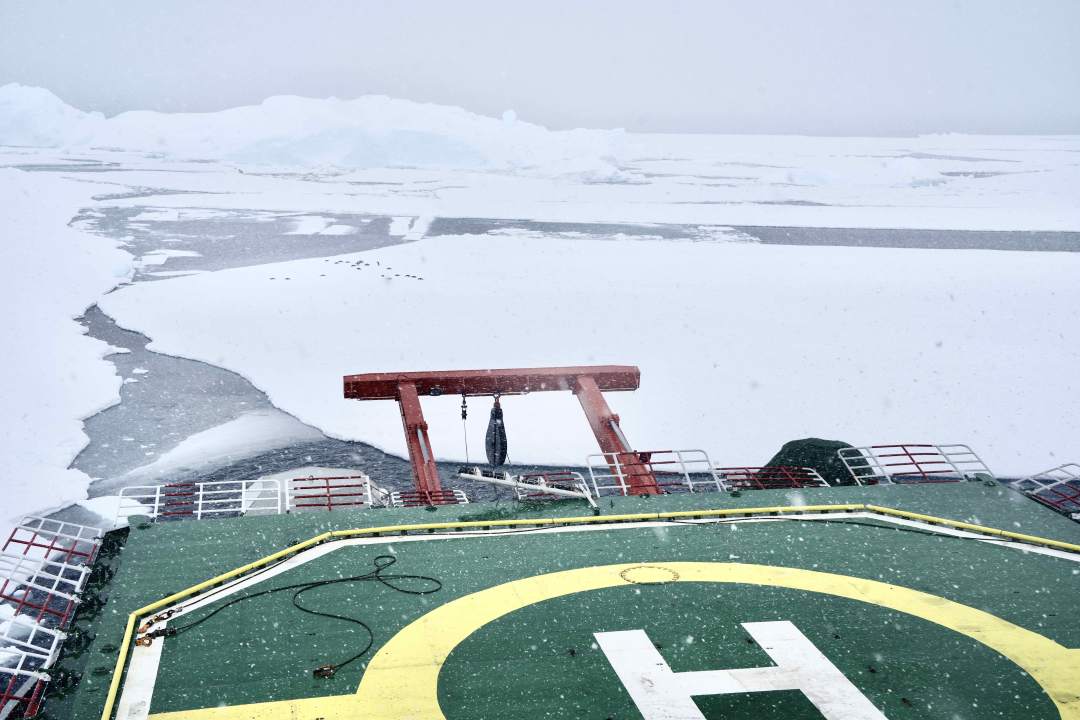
[101,614,137,720]
[866,505,1080,553]
[100,502,1080,720]
[134,532,334,616]
[318,503,864,538]
[100,531,333,720]
[148,562,1080,720]
[352,562,1080,720]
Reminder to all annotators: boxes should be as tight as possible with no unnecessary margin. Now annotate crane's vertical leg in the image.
[574,375,658,494]
[397,382,442,496]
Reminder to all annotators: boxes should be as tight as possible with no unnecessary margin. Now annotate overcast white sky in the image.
[1,0,1077,135]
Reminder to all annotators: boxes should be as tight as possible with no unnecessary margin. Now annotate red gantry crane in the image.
[343,365,658,501]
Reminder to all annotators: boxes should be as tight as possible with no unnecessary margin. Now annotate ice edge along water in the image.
[98,228,1080,478]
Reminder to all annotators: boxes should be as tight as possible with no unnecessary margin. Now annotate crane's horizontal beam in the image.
[344,365,640,400]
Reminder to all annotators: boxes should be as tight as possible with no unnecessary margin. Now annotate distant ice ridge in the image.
[0,83,624,173]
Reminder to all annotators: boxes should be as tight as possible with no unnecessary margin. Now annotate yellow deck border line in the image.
[99,502,1080,720]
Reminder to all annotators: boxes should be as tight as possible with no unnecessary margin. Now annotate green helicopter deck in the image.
[46,481,1080,720]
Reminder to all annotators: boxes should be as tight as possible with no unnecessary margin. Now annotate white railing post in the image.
[676,450,692,492]
[614,453,629,495]
[839,443,992,485]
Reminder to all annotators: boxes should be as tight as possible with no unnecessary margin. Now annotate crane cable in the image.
[461,392,469,464]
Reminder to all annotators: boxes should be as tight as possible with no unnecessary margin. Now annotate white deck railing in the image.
[587,449,724,496]
[388,489,469,507]
[0,615,65,668]
[1016,462,1080,517]
[117,478,282,523]
[0,516,101,720]
[838,443,994,485]
[286,474,390,511]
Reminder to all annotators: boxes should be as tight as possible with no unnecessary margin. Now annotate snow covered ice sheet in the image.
[115,409,324,486]
[98,229,1080,477]
[0,168,131,540]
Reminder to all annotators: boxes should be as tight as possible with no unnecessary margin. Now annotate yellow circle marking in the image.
[355,563,1080,720]
[149,562,1080,720]
[619,564,680,584]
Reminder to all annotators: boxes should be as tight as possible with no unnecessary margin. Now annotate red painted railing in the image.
[838,444,993,485]
[0,517,102,718]
[288,475,371,511]
[392,489,467,507]
[1018,463,1080,517]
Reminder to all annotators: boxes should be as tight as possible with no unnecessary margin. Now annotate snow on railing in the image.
[587,449,725,496]
[0,516,101,719]
[838,443,994,485]
[0,647,50,720]
[0,554,87,629]
[0,615,64,668]
[2,518,99,568]
[1015,463,1080,518]
[117,478,282,523]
